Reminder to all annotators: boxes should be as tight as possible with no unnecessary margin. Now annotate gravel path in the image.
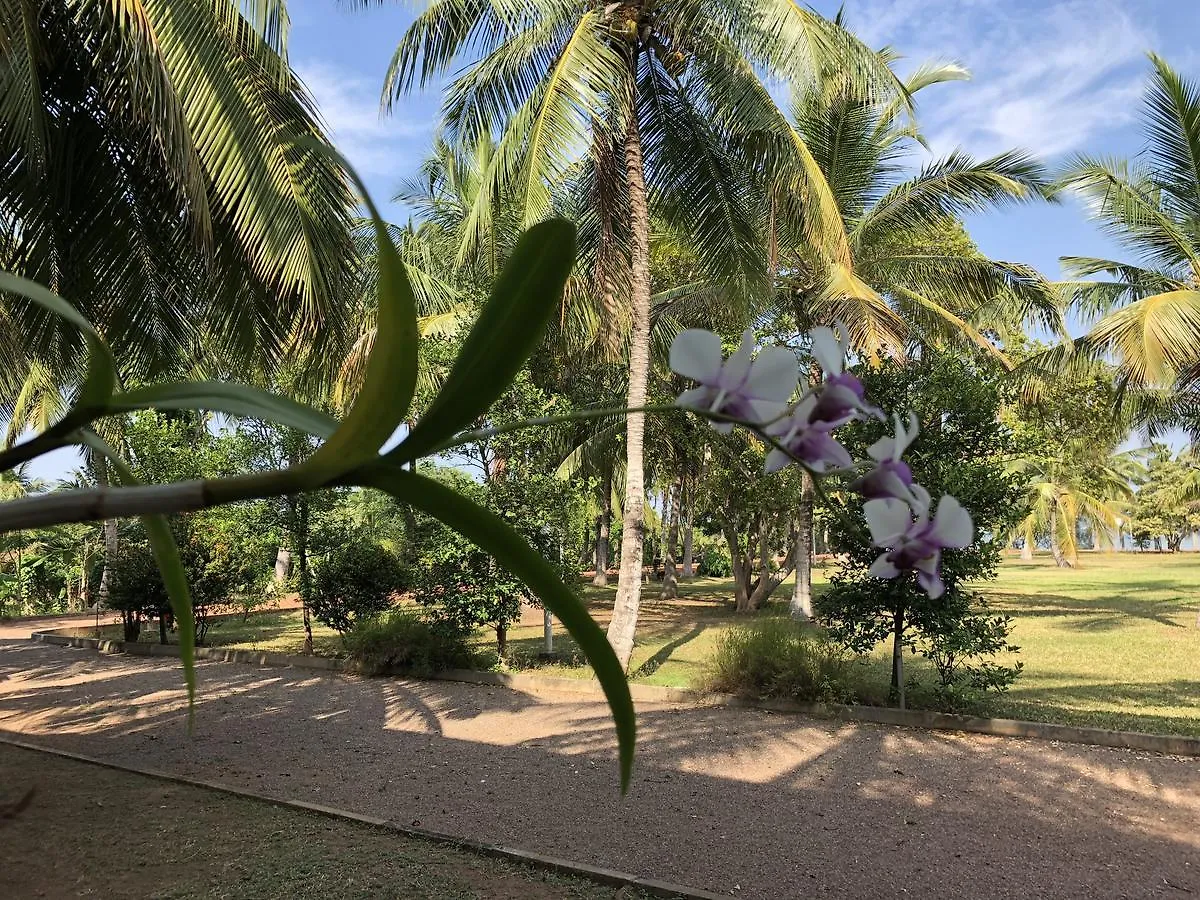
[1,639,1197,899]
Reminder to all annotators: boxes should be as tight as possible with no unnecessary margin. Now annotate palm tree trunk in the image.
[1020,540,1033,561]
[890,601,906,709]
[660,478,681,600]
[680,478,695,579]
[606,97,653,671]
[592,464,612,587]
[791,470,814,620]
[1049,501,1073,568]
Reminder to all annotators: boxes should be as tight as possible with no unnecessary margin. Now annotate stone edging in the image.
[0,735,721,900]
[30,629,1200,758]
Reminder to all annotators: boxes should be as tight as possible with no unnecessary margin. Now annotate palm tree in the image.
[368,0,899,669]
[0,0,357,409]
[765,55,1061,614]
[1007,444,1138,567]
[1054,55,1200,402]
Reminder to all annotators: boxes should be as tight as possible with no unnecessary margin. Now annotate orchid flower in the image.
[863,490,974,599]
[807,325,883,424]
[670,329,798,433]
[763,395,854,474]
[849,412,920,503]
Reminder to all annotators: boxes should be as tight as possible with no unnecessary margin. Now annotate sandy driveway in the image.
[0,639,1196,899]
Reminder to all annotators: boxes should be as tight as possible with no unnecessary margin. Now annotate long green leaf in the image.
[0,271,116,425]
[296,145,419,480]
[80,430,195,715]
[389,219,576,464]
[109,383,338,438]
[357,464,635,791]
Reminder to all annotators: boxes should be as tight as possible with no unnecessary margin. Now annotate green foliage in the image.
[694,534,733,578]
[1131,445,1200,551]
[310,541,407,635]
[342,609,475,676]
[818,353,1023,704]
[705,617,857,704]
[104,542,168,642]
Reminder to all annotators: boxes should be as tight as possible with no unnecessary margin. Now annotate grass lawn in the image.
[71,553,1200,736]
[0,744,655,900]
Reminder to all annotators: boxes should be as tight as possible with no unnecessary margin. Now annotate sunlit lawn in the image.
[76,553,1200,736]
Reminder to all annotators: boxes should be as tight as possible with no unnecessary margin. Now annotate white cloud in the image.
[841,0,1155,159]
[295,59,433,178]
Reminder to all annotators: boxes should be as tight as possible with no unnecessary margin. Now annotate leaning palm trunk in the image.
[607,106,653,671]
[1049,501,1074,568]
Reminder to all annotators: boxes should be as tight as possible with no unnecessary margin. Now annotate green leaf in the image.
[108,383,338,438]
[0,271,116,426]
[388,219,577,464]
[79,431,195,715]
[295,144,420,480]
[356,464,635,791]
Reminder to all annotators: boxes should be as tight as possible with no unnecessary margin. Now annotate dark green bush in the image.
[705,617,857,703]
[104,543,167,642]
[343,609,474,676]
[310,541,407,634]
[696,537,733,577]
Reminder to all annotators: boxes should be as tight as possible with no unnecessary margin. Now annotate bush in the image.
[104,543,167,641]
[695,536,733,577]
[343,609,474,676]
[310,541,406,634]
[705,617,857,703]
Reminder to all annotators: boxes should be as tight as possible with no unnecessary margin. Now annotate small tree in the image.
[817,354,1024,709]
[105,543,168,642]
[309,540,406,635]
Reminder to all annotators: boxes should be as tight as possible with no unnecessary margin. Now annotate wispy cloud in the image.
[842,0,1155,160]
[295,59,433,179]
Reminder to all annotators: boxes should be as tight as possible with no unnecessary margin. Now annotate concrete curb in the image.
[0,735,722,900]
[29,628,1200,758]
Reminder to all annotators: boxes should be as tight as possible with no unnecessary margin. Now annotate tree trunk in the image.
[680,480,695,579]
[1020,540,1033,561]
[660,479,682,600]
[496,622,508,658]
[791,470,814,620]
[296,496,314,655]
[890,602,906,709]
[274,547,292,584]
[592,465,612,586]
[1049,502,1073,568]
[606,98,653,672]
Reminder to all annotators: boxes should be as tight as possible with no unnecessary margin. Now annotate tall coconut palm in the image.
[764,55,1061,615]
[1054,55,1200,400]
[0,0,357,409]
[367,0,900,669]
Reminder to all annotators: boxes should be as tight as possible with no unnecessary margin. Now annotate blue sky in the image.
[288,0,1199,285]
[24,0,1200,482]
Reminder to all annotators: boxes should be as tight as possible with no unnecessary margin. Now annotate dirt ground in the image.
[1,639,1198,899]
[0,744,654,900]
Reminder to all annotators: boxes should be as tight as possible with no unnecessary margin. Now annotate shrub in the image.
[695,536,733,577]
[705,617,857,703]
[343,609,474,676]
[310,541,407,634]
[104,543,168,642]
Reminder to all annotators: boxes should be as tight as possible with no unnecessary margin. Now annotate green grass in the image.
[72,554,1200,736]
[0,744,655,900]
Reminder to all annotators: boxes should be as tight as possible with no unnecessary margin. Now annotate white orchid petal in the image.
[745,347,799,402]
[863,498,911,546]
[869,555,900,579]
[719,329,755,387]
[676,386,711,411]
[808,326,844,375]
[764,448,792,473]
[931,495,973,548]
[867,434,895,462]
[670,329,723,383]
[908,483,932,516]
